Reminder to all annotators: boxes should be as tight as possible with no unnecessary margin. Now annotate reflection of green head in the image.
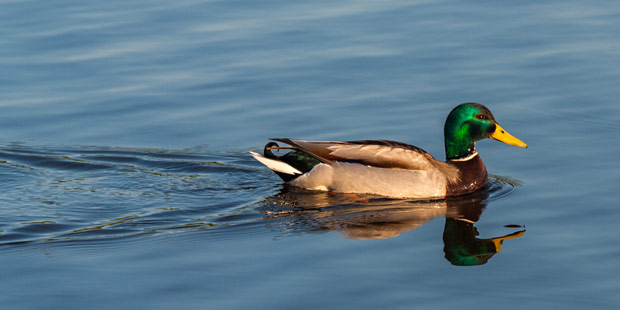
[443,218,525,266]
[444,103,497,160]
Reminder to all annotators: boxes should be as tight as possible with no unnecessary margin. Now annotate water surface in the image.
[1,0,620,309]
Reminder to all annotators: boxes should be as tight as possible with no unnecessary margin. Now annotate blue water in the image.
[2,0,620,309]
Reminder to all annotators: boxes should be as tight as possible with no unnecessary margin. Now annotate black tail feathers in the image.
[264,142,281,159]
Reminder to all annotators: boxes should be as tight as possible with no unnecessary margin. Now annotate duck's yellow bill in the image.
[491,123,527,148]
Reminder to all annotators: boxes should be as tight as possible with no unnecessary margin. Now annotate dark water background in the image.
[1,1,620,309]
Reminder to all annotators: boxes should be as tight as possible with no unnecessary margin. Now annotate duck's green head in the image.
[444,103,527,160]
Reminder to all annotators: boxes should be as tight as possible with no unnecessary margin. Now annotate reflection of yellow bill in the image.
[491,230,526,252]
[491,123,527,148]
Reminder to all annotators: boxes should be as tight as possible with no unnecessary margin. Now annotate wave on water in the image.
[0,144,275,247]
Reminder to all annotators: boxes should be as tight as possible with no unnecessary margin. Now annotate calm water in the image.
[2,0,620,309]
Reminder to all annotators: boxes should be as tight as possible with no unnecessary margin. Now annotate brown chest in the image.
[446,154,488,196]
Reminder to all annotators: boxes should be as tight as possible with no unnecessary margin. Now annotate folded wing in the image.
[270,138,459,183]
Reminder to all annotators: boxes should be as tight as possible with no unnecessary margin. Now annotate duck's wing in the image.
[270,138,460,183]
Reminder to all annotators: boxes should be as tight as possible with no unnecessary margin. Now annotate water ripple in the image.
[0,144,272,247]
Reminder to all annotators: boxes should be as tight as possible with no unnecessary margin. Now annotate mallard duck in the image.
[250,103,526,198]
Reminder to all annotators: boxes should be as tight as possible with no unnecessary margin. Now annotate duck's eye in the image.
[476,114,486,120]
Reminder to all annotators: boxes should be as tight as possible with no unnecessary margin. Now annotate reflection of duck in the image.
[443,218,525,266]
[443,193,525,266]
[252,103,526,198]
[263,186,447,239]
[262,184,525,265]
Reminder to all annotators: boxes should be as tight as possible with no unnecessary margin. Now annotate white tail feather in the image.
[249,151,302,175]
